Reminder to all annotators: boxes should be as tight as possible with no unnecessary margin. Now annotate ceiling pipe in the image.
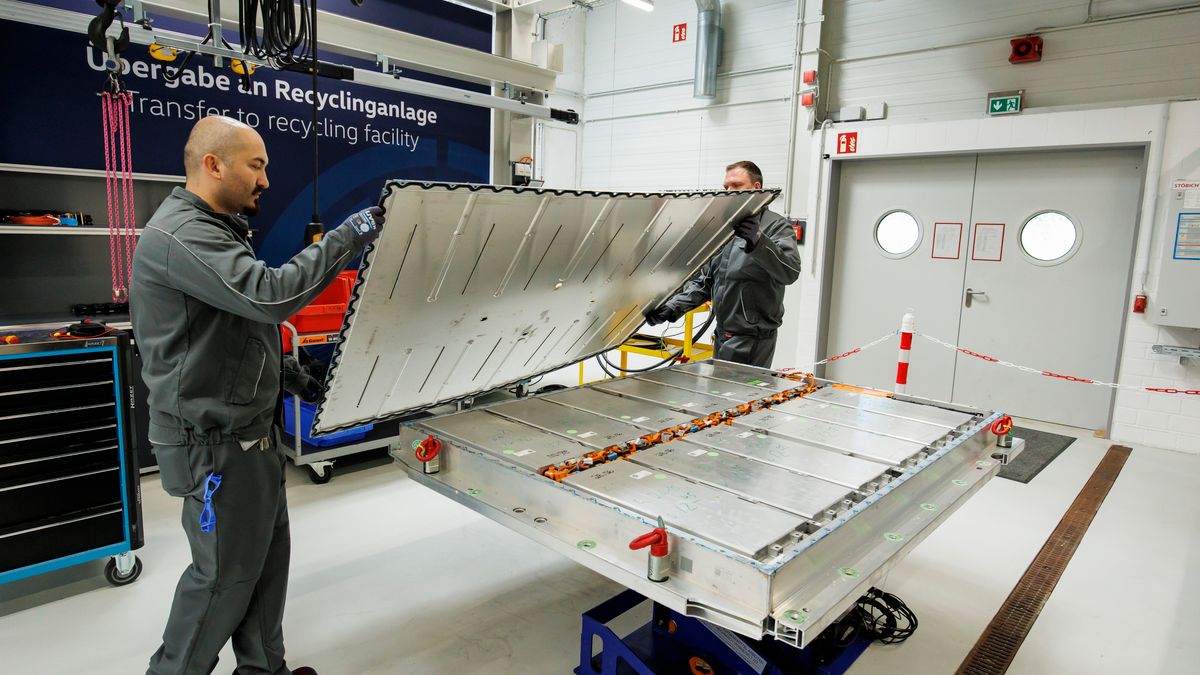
[694,0,722,99]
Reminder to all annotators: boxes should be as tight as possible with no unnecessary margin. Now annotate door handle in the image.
[965,288,987,308]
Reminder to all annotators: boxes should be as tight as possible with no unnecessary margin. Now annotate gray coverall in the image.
[130,187,365,675]
[657,210,801,367]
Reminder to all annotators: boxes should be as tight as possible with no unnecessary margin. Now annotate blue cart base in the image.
[577,590,871,675]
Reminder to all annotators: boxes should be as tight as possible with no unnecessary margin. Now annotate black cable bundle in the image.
[239,0,315,67]
[238,0,324,234]
[594,310,716,377]
[853,587,918,644]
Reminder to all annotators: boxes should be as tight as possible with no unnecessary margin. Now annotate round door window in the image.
[875,211,920,257]
[1020,211,1078,262]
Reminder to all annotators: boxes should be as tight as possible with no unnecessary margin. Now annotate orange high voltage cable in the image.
[539,373,820,481]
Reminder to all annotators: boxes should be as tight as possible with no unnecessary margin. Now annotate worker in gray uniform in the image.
[130,115,384,675]
[644,161,801,368]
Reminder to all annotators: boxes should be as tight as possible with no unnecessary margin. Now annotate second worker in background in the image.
[645,161,801,368]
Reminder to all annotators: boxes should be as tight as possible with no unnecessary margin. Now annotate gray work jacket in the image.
[130,187,363,446]
[659,210,801,337]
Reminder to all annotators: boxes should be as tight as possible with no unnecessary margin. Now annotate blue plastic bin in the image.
[283,396,373,447]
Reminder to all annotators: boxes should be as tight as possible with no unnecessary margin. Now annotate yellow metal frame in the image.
[579,304,713,384]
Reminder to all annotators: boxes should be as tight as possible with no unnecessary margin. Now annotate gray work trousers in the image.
[148,432,292,675]
[713,330,778,368]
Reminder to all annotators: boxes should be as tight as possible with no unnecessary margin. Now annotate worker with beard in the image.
[130,115,384,675]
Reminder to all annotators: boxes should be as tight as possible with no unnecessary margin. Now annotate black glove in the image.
[341,206,385,245]
[731,215,762,250]
[644,307,673,326]
[299,374,324,403]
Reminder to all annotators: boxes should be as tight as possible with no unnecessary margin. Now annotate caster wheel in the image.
[104,556,142,586]
[306,463,334,484]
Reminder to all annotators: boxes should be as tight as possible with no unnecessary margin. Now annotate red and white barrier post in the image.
[896,311,915,394]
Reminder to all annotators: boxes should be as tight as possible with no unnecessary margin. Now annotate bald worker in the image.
[131,116,383,675]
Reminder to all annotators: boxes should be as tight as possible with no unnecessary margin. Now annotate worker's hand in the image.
[299,375,324,403]
[644,307,673,326]
[341,206,385,245]
[731,215,762,250]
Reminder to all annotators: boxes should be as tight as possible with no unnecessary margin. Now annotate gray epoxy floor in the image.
[2,420,1196,674]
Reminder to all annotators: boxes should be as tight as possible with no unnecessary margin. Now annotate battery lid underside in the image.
[313,182,778,435]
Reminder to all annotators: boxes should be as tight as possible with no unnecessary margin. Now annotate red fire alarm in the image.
[801,91,815,107]
[792,219,805,245]
[1009,35,1043,64]
[1133,294,1148,314]
[802,69,817,84]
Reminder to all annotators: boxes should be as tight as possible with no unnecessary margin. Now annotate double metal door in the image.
[825,148,1143,430]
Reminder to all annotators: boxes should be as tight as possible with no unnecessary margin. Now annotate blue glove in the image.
[342,206,385,245]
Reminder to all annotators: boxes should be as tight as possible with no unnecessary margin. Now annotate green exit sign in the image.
[987,91,1023,115]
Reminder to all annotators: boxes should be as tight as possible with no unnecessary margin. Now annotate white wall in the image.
[824,0,1200,121]
[1110,100,1200,452]
[574,0,799,194]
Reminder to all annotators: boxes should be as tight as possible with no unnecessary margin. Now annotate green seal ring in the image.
[566,429,578,435]
[620,415,631,420]
[410,440,422,450]
[838,566,860,578]
[952,479,968,486]
[467,488,482,496]
[920,503,937,511]
[884,532,904,542]
[781,610,808,625]
[654,474,668,480]
[503,449,515,455]
[706,451,719,457]
[976,460,993,468]
[577,540,597,550]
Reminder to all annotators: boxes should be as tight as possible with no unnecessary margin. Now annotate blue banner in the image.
[1,1,492,265]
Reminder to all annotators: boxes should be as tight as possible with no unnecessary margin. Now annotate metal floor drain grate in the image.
[956,444,1131,675]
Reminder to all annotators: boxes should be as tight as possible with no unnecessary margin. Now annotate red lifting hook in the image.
[415,435,442,463]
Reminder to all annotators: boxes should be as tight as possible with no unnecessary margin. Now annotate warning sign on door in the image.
[971,223,1006,262]
[932,222,963,259]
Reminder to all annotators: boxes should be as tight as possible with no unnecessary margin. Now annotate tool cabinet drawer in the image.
[0,422,119,461]
[0,440,120,484]
[0,465,122,529]
[0,506,125,574]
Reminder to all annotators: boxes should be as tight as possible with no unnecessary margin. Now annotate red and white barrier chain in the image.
[917,332,1200,396]
[778,330,900,373]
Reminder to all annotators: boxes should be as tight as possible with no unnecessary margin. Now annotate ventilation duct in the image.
[693,0,722,99]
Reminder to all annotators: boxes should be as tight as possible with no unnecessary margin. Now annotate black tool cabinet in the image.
[0,332,144,586]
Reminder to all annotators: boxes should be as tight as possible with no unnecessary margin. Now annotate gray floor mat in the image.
[997,426,1077,483]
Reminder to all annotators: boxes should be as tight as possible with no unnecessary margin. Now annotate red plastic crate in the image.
[282,271,356,351]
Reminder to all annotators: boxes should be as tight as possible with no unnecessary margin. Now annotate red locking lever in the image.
[415,436,442,463]
[630,525,670,582]
[629,528,669,557]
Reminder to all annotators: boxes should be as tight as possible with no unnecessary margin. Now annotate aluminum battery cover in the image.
[313,182,778,435]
